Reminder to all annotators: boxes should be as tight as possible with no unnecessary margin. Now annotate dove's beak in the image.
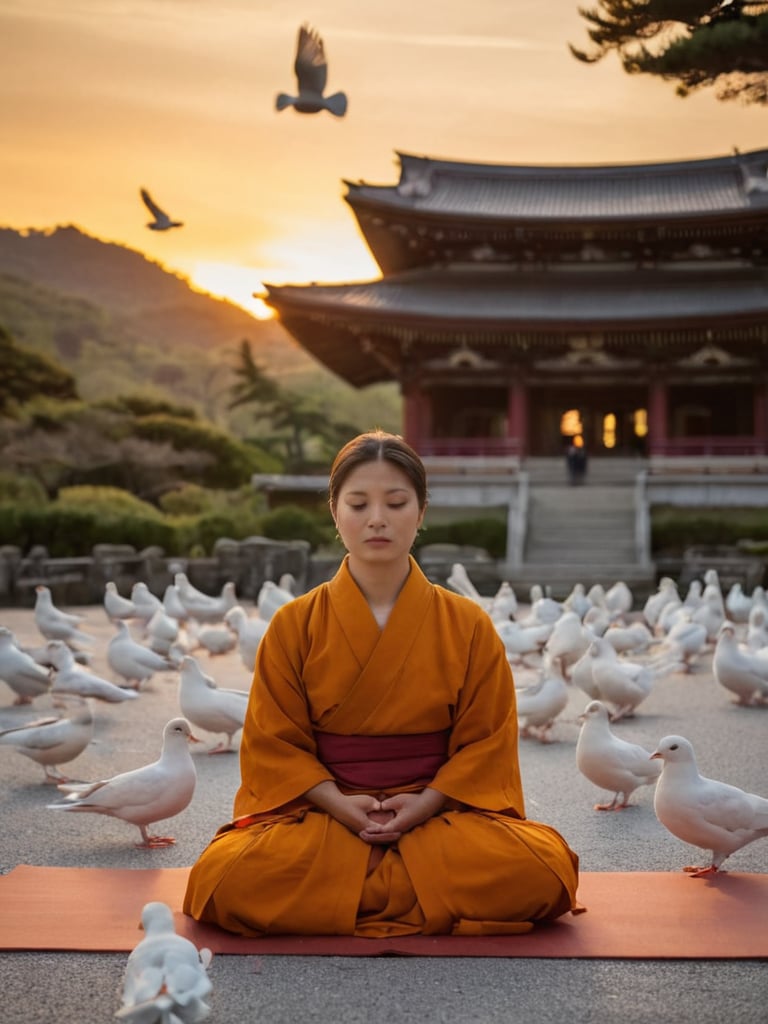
[189,733,203,744]
[650,751,661,760]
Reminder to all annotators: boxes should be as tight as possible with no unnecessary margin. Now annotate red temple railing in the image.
[415,437,522,457]
[650,437,767,457]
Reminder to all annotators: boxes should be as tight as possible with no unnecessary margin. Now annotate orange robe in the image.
[184,557,579,936]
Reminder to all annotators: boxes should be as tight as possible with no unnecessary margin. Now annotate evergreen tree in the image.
[571,1,768,103]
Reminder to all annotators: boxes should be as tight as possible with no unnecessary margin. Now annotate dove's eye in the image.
[669,744,678,751]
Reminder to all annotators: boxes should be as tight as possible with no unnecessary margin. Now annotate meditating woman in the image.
[184,430,580,936]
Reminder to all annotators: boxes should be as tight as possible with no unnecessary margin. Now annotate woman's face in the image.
[333,458,425,569]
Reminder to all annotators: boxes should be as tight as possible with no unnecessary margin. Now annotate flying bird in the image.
[651,734,768,876]
[116,901,212,1024]
[140,188,183,231]
[47,717,199,848]
[576,700,661,810]
[275,24,348,117]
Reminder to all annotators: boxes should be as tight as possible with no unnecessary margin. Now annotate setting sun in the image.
[187,261,274,319]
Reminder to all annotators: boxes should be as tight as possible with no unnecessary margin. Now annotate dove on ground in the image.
[108,621,174,688]
[0,627,51,704]
[140,188,183,231]
[522,588,564,626]
[446,562,487,608]
[515,655,569,743]
[653,614,707,672]
[725,583,753,624]
[651,734,768,876]
[33,585,92,647]
[587,635,654,720]
[575,700,661,810]
[582,604,612,636]
[146,608,180,657]
[563,583,592,620]
[681,579,703,612]
[223,605,268,671]
[495,618,550,664]
[175,577,238,624]
[488,581,518,622]
[104,582,138,623]
[542,611,590,675]
[691,586,726,641]
[643,577,680,632]
[604,580,633,618]
[570,638,601,701]
[603,621,654,655]
[188,623,237,657]
[0,697,93,783]
[46,640,139,702]
[178,655,248,753]
[275,23,348,117]
[712,621,768,706]
[162,583,189,623]
[130,583,164,628]
[746,603,768,652]
[116,901,212,1024]
[48,717,199,847]
[256,579,295,622]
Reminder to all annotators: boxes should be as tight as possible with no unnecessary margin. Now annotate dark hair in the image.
[329,430,428,513]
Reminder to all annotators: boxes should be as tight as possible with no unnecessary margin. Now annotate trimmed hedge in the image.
[651,506,768,554]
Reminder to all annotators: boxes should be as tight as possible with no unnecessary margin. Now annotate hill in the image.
[0,226,400,432]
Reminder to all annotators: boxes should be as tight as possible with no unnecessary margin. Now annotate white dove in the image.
[712,621,768,706]
[643,577,680,631]
[33,585,92,647]
[140,188,183,231]
[104,582,137,622]
[116,901,212,1024]
[130,583,164,627]
[446,563,487,608]
[563,583,592,620]
[651,734,768,876]
[176,579,238,624]
[256,579,295,622]
[48,717,199,847]
[46,640,139,703]
[575,700,661,810]
[223,605,268,671]
[602,621,653,655]
[0,626,51,704]
[691,586,726,641]
[108,621,174,688]
[655,613,708,671]
[746,603,768,652]
[515,655,569,743]
[488,581,518,622]
[162,583,189,623]
[188,623,236,657]
[681,579,703,612]
[588,636,654,720]
[178,655,248,753]
[725,582,753,624]
[604,580,633,618]
[275,23,348,117]
[495,618,550,664]
[0,698,93,783]
[570,639,601,700]
[542,611,590,674]
[524,587,564,626]
[146,608,180,657]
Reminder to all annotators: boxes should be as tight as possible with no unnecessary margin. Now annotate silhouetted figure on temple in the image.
[566,436,587,485]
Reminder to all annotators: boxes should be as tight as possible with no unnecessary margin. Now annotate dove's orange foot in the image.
[136,836,177,849]
[683,864,719,877]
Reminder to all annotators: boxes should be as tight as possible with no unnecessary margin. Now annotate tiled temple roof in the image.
[345,148,768,221]
[266,265,768,324]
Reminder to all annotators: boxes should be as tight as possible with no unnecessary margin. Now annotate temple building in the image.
[265,148,768,463]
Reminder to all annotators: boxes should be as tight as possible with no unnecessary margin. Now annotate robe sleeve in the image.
[233,596,334,817]
[429,603,526,817]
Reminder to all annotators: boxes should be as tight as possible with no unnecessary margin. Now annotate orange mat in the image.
[1,865,766,958]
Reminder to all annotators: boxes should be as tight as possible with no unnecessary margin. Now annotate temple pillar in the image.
[507,379,527,457]
[648,379,668,456]
[403,385,429,450]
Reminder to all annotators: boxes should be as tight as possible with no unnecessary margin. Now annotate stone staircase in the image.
[507,458,656,599]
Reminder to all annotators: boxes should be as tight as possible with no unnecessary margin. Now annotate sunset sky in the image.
[2,0,766,317]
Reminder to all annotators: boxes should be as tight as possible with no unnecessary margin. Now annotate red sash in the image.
[313,729,450,790]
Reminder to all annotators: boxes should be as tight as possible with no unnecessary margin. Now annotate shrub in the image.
[259,505,332,550]
[0,471,48,506]
[416,518,507,559]
[56,485,164,519]
[651,506,768,554]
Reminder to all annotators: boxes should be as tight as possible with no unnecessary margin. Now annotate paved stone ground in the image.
[0,599,766,1024]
